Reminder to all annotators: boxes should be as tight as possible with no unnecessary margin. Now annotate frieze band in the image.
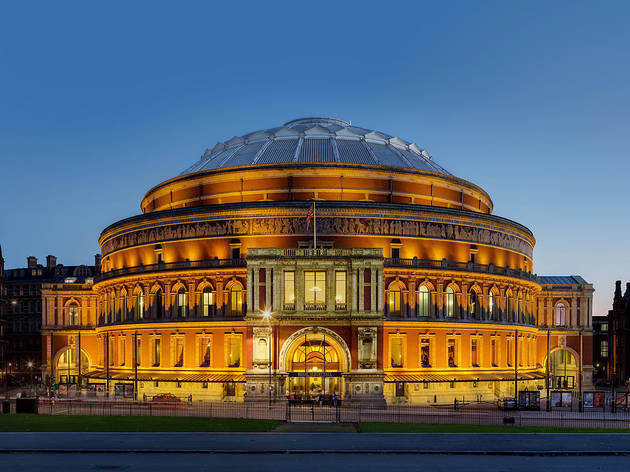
[101,216,534,258]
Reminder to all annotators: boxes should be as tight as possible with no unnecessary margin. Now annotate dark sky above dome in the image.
[180,118,451,176]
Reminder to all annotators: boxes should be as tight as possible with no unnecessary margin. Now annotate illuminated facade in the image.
[41,117,593,404]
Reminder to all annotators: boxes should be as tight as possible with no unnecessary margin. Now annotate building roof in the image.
[539,275,588,285]
[180,117,451,176]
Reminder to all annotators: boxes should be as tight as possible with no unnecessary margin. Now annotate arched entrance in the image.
[280,328,350,401]
[549,348,579,390]
[54,348,89,384]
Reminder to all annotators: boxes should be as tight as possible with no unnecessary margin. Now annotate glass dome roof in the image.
[180,117,450,176]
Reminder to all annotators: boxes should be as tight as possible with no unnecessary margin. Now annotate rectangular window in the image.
[395,382,405,397]
[109,336,115,366]
[200,338,211,367]
[507,338,513,367]
[153,338,161,367]
[136,338,141,366]
[228,336,241,368]
[304,271,326,309]
[601,340,608,358]
[448,339,457,367]
[119,336,126,366]
[335,271,346,309]
[491,339,497,366]
[390,337,403,368]
[601,323,608,332]
[174,338,184,367]
[420,338,431,367]
[471,338,478,367]
[284,271,295,309]
[202,290,214,317]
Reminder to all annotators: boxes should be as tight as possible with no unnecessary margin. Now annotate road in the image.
[2,453,629,472]
[2,433,630,471]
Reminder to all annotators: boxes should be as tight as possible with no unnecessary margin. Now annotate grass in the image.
[359,422,630,433]
[0,414,280,432]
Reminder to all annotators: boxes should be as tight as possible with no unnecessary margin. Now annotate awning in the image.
[384,371,546,383]
[82,370,246,383]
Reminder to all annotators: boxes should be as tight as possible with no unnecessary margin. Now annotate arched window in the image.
[469,291,477,319]
[175,288,187,318]
[110,294,116,322]
[489,292,496,320]
[201,287,214,317]
[135,293,144,320]
[505,295,512,321]
[389,285,402,316]
[445,287,455,318]
[67,303,79,326]
[229,286,243,316]
[417,286,430,317]
[554,303,566,326]
[152,290,163,319]
[517,297,523,323]
[121,294,128,321]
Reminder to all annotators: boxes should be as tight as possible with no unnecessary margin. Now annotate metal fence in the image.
[4,399,630,429]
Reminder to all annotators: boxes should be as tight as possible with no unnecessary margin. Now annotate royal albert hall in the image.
[42,117,594,405]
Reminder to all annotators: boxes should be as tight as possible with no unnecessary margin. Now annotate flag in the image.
[306,203,314,229]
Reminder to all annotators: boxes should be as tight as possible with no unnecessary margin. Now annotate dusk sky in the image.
[0,1,628,316]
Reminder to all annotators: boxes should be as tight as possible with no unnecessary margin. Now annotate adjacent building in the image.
[40,117,594,404]
[592,315,608,385]
[0,245,6,387]
[2,255,95,384]
[607,281,630,387]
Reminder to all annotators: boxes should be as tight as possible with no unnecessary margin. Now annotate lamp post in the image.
[262,310,273,408]
[27,361,33,388]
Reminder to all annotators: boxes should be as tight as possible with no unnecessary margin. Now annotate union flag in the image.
[306,203,314,229]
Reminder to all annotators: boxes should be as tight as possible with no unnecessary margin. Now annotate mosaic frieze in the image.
[102,216,533,258]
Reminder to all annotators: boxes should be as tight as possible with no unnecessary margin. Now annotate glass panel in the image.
[136,338,141,366]
[284,272,295,305]
[335,271,346,304]
[228,336,241,367]
[418,286,429,317]
[448,339,457,367]
[200,338,211,366]
[390,337,403,368]
[471,338,478,366]
[446,287,454,317]
[174,338,184,366]
[305,271,326,307]
[153,338,161,366]
[230,287,243,315]
[389,286,401,315]
[420,338,431,367]
[202,290,213,317]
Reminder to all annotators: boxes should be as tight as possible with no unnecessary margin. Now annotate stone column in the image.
[371,267,377,314]
[571,295,578,328]
[296,269,304,312]
[266,267,272,312]
[436,280,444,319]
[408,278,416,317]
[546,297,553,327]
[376,269,383,314]
[461,282,469,320]
[272,266,281,312]
[246,268,253,314]
[358,266,364,313]
[56,295,63,326]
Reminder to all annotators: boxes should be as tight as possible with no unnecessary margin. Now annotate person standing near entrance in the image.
[333,392,338,407]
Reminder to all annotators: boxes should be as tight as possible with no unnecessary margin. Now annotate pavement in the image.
[0,432,630,455]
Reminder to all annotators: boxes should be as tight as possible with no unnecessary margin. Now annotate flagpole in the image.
[313,200,317,249]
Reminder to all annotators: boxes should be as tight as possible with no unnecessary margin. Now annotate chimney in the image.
[46,255,57,269]
[27,256,37,268]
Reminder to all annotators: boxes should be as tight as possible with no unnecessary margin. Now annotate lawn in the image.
[0,414,280,432]
[359,422,630,433]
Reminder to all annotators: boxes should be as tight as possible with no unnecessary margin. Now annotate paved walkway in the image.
[1,432,629,454]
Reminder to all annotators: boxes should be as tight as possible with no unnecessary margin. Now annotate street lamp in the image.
[27,362,33,388]
[262,310,273,407]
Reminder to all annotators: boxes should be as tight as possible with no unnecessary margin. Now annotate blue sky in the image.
[0,1,628,315]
